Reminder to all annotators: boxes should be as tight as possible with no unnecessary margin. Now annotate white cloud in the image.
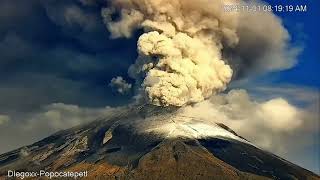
[258,98,302,131]
[178,89,319,156]
[109,76,132,95]
[24,103,118,131]
[0,103,122,153]
[252,86,320,105]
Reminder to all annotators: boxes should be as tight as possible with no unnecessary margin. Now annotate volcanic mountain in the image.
[0,105,318,180]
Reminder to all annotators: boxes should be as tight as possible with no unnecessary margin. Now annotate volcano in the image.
[0,105,318,180]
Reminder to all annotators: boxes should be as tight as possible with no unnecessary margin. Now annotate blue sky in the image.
[261,0,320,87]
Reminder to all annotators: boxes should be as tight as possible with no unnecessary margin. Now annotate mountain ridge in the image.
[0,105,318,180]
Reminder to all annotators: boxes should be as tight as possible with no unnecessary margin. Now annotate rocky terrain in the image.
[0,105,318,180]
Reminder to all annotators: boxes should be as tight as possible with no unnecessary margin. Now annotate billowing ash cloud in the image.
[102,0,236,106]
[131,31,232,106]
[102,0,299,107]
[224,1,300,77]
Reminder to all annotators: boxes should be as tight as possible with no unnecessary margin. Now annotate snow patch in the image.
[139,115,253,145]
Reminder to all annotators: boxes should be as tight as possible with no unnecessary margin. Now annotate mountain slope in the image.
[0,106,318,180]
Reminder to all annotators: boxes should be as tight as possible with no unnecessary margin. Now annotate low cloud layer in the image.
[0,103,120,154]
[178,88,319,170]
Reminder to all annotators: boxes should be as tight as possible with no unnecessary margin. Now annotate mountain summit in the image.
[0,105,318,180]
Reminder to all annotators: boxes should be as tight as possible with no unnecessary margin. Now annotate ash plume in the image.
[102,0,298,107]
[109,76,132,94]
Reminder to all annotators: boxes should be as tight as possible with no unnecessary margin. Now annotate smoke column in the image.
[102,0,297,107]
